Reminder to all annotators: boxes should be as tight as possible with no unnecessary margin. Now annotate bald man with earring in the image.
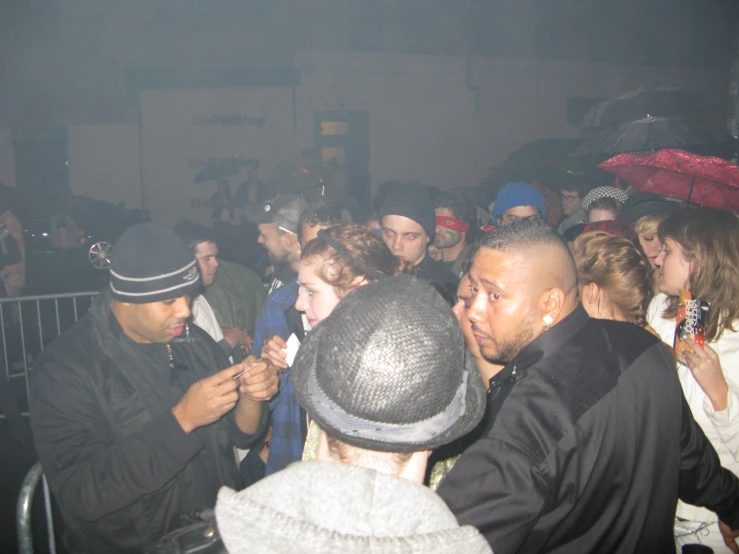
[438,218,739,554]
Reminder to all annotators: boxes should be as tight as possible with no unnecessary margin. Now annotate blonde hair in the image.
[659,209,739,341]
[634,213,668,236]
[572,232,654,326]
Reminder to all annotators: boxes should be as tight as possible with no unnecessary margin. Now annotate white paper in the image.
[285,333,301,366]
[301,313,313,332]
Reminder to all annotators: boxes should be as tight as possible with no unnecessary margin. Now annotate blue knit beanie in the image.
[492,182,547,222]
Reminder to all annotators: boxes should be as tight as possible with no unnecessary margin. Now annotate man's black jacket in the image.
[30,290,267,553]
[439,306,739,554]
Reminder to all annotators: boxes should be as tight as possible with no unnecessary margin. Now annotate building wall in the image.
[0,129,17,188]
[1,1,734,129]
[294,50,729,193]
[59,50,729,214]
[138,87,296,225]
[67,124,142,208]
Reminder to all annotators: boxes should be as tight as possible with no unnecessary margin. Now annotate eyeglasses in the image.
[560,194,580,202]
[501,213,524,225]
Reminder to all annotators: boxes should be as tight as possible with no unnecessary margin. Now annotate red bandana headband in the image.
[436,216,469,232]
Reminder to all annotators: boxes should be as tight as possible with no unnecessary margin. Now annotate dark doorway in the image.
[313,111,370,208]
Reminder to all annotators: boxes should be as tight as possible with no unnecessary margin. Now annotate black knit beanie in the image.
[109,223,200,304]
[379,181,435,239]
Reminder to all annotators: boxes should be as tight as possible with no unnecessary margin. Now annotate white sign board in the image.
[140,87,295,225]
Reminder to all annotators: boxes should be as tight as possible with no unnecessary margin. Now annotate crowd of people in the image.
[26,173,739,554]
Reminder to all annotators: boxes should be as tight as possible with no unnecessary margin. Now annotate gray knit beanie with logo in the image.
[109,223,200,304]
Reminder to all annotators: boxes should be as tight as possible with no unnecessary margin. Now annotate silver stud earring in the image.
[542,314,554,330]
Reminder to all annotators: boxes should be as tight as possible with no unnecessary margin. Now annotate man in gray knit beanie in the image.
[30,223,279,553]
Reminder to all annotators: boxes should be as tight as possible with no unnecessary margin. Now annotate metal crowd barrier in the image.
[17,462,57,554]
[0,291,99,419]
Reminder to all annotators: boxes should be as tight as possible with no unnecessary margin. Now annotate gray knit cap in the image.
[109,223,200,304]
[293,275,486,453]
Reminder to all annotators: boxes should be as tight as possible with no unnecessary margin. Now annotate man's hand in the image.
[237,356,279,402]
[171,365,244,434]
[231,356,279,434]
[262,335,289,369]
[223,326,246,350]
[720,520,739,554]
[242,332,253,354]
[223,327,254,356]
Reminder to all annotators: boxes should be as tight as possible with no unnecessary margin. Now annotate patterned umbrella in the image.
[598,149,739,211]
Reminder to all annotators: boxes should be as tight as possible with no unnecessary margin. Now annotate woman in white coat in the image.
[647,208,739,552]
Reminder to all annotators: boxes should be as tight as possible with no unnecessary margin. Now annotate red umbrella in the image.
[598,149,739,211]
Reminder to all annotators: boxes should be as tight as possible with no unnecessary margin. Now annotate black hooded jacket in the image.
[30,290,267,553]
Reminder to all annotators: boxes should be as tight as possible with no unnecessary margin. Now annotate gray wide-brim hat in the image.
[293,275,486,453]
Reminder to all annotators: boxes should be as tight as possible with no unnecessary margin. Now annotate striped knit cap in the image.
[109,223,200,304]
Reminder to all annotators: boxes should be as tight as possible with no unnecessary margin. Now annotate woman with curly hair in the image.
[258,224,414,476]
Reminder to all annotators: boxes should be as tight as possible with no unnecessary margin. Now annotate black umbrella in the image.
[486,138,613,192]
[194,159,240,184]
[580,86,717,129]
[269,157,329,197]
[486,138,586,186]
[503,138,584,167]
[570,117,728,158]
